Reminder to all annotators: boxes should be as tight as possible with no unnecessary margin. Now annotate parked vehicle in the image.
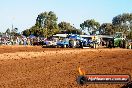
[57,38,69,48]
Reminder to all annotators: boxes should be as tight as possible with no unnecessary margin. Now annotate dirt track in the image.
[0,46,132,88]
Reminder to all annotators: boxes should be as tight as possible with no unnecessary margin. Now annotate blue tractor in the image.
[57,38,69,48]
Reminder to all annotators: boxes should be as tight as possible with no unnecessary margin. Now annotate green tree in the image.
[35,11,59,38]
[80,19,100,35]
[112,13,132,39]
[99,23,115,35]
[112,13,132,32]
[127,31,132,39]
[23,11,59,38]
[80,23,85,34]
[58,22,81,34]
[22,29,30,37]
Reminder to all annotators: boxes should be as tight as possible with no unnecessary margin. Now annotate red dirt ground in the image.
[0,45,131,88]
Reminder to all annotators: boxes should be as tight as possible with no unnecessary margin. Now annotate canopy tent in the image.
[53,34,67,38]
[21,35,26,38]
[68,35,81,40]
[29,34,36,39]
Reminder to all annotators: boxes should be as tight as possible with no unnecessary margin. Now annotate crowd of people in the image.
[0,34,131,49]
[0,36,44,46]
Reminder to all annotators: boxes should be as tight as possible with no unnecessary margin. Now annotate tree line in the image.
[80,13,132,39]
[22,11,82,38]
[18,11,132,39]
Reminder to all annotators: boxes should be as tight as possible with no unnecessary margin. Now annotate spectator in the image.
[23,37,27,46]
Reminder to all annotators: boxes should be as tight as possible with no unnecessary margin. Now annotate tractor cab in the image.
[114,32,126,48]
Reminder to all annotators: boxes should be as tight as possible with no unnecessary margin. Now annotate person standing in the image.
[23,37,27,46]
